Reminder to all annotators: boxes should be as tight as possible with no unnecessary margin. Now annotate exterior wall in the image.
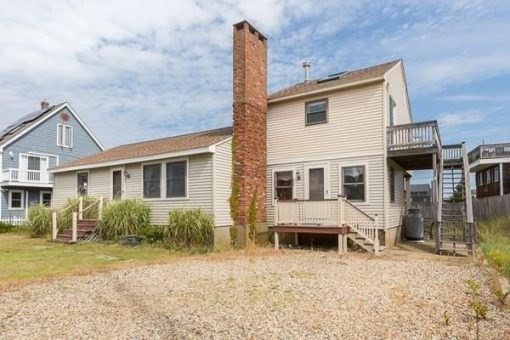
[213,139,233,226]
[386,159,406,229]
[232,21,267,227]
[266,154,385,226]
[384,62,412,126]
[1,188,49,219]
[52,153,215,226]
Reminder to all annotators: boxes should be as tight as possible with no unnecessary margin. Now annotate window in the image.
[342,166,365,201]
[389,96,396,126]
[57,124,73,148]
[493,167,500,183]
[166,161,187,198]
[308,168,325,200]
[305,99,328,125]
[274,171,293,201]
[9,190,24,210]
[112,170,123,199]
[390,167,395,203]
[40,192,52,206]
[143,164,161,198]
[77,172,88,196]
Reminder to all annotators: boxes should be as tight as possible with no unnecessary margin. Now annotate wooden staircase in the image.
[54,219,98,243]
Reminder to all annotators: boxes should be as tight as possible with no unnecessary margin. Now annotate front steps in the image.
[347,230,387,254]
[54,219,98,244]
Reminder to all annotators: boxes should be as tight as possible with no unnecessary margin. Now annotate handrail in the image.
[343,199,375,221]
[387,120,442,151]
[81,199,99,214]
[468,142,510,163]
[386,120,438,130]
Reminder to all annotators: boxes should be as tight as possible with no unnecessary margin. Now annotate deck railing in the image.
[1,168,53,184]
[442,143,463,163]
[274,196,381,252]
[468,143,510,163]
[387,120,441,152]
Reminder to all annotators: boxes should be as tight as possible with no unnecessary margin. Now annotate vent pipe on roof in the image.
[302,61,311,81]
[41,100,49,110]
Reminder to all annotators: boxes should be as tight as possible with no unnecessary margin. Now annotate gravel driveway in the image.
[0,250,508,339]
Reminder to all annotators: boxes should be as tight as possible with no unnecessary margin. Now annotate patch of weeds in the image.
[465,279,489,340]
[442,311,451,326]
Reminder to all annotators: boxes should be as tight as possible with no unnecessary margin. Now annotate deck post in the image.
[98,196,104,221]
[72,212,78,243]
[78,196,83,220]
[374,214,380,255]
[274,232,279,249]
[338,234,344,254]
[51,212,58,240]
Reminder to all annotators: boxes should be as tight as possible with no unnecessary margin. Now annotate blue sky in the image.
[1,0,509,161]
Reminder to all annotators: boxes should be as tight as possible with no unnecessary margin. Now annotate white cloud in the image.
[437,110,485,128]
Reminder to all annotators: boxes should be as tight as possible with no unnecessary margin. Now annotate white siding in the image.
[52,153,215,226]
[387,159,407,228]
[213,139,233,226]
[384,62,412,126]
[268,83,385,165]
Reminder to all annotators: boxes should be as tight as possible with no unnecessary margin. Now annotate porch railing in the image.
[468,143,510,163]
[1,168,53,184]
[442,143,463,164]
[274,196,380,252]
[387,120,441,152]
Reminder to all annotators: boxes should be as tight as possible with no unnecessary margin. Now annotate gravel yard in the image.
[0,250,509,339]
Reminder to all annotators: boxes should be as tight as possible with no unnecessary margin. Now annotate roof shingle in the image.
[268,60,400,101]
[52,126,233,171]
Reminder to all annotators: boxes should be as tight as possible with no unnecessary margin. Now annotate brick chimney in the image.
[41,100,49,110]
[232,21,267,236]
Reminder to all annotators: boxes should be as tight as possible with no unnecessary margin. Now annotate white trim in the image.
[8,189,24,210]
[164,157,189,200]
[338,161,370,205]
[500,163,504,196]
[140,157,190,201]
[268,76,384,104]
[0,103,105,151]
[57,123,73,148]
[303,163,330,200]
[110,167,125,200]
[140,161,163,200]
[211,151,216,224]
[268,150,383,167]
[40,190,52,206]
[50,145,214,173]
[76,170,90,197]
[271,167,297,206]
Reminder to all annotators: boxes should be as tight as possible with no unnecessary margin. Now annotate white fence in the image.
[0,217,27,225]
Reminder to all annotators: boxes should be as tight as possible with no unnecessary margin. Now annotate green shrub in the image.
[27,205,53,237]
[477,217,510,277]
[58,196,99,230]
[166,209,214,247]
[0,222,17,233]
[138,225,166,244]
[95,199,151,239]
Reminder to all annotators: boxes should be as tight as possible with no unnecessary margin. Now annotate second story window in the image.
[305,99,328,125]
[57,124,73,148]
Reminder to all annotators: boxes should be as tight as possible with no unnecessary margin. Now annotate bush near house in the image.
[477,216,510,277]
[27,205,53,237]
[0,222,19,234]
[95,199,151,240]
[166,209,214,248]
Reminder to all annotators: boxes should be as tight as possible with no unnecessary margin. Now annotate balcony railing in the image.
[468,143,510,163]
[387,120,441,153]
[442,143,463,164]
[1,168,53,184]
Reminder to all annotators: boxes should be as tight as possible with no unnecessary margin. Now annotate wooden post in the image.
[78,196,83,220]
[51,212,58,240]
[374,214,380,255]
[274,232,279,249]
[338,234,343,254]
[72,212,78,243]
[98,196,104,221]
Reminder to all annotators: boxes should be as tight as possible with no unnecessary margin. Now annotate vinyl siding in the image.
[384,62,412,126]
[267,155,385,226]
[213,139,233,226]
[386,159,407,228]
[268,83,385,165]
[52,153,215,226]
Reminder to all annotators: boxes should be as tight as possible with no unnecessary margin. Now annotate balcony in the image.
[1,168,54,187]
[468,143,510,164]
[387,120,442,170]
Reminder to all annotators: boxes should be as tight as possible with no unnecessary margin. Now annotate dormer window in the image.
[57,124,73,148]
[305,99,328,125]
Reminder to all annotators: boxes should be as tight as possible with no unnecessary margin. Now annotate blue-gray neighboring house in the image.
[0,101,104,221]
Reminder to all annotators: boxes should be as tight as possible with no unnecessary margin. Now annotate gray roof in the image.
[0,104,64,147]
[411,184,431,192]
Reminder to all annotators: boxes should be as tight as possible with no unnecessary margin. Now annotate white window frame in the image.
[8,190,24,210]
[338,162,370,205]
[76,171,89,197]
[110,167,125,200]
[165,158,189,200]
[271,167,297,206]
[304,163,330,200]
[141,162,163,200]
[57,123,73,148]
[40,190,52,206]
[305,98,328,126]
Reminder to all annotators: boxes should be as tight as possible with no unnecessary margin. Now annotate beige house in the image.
[50,21,474,254]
